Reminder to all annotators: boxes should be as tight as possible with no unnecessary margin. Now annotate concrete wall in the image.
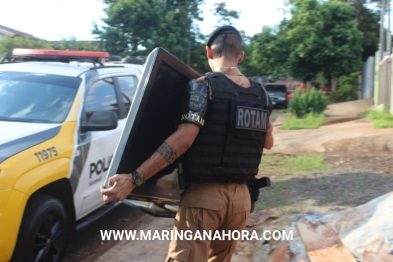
[374,50,393,114]
[374,51,380,108]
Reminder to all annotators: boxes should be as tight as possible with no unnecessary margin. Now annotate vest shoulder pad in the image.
[196,76,206,83]
[205,72,223,79]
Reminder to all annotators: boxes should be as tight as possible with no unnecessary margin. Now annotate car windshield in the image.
[0,71,81,123]
[265,85,287,93]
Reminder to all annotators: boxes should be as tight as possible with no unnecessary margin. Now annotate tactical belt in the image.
[188,170,253,184]
[189,178,249,184]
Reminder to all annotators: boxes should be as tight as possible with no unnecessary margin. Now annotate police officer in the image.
[100,25,274,262]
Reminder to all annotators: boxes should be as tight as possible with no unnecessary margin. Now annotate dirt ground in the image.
[324,153,393,175]
[261,153,393,208]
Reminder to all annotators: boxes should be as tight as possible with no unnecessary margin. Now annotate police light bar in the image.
[12,48,110,60]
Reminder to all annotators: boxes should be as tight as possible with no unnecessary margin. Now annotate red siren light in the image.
[12,48,110,59]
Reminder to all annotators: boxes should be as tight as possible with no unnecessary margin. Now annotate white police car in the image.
[0,49,143,261]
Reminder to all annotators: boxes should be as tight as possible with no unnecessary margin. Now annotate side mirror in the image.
[81,111,118,132]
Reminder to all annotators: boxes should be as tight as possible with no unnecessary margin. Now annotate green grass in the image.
[259,154,331,177]
[280,113,325,130]
[367,110,393,128]
[255,154,332,211]
[358,110,369,117]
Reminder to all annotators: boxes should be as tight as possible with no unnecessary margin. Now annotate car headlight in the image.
[278,97,286,101]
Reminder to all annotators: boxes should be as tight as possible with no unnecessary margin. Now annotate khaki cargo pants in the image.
[165,182,251,262]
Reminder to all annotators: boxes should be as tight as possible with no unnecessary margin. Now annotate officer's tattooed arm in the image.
[134,123,200,181]
[156,142,178,165]
[100,123,200,203]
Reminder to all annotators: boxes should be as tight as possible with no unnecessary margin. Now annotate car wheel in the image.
[12,195,68,262]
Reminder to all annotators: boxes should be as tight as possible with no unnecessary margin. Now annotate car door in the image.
[105,48,200,217]
[116,75,138,117]
[73,77,126,218]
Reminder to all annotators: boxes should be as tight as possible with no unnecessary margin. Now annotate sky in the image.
[0,0,287,41]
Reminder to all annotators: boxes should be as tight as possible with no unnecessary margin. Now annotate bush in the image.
[289,88,329,118]
[367,111,393,128]
[328,73,359,103]
[0,37,53,58]
[281,113,326,130]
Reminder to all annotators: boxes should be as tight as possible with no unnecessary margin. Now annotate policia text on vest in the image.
[236,106,269,132]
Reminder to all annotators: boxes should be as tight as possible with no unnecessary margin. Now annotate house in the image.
[0,25,41,41]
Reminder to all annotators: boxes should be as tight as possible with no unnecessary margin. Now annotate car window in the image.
[118,76,137,116]
[84,78,119,121]
[265,85,287,93]
[0,72,80,123]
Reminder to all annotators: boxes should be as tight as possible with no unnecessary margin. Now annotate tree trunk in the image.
[331,77,338,91]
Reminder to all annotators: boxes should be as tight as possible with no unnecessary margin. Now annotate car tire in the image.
[11,195,68,262]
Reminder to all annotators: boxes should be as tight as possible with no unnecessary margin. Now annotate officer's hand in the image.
[100,174,136,203]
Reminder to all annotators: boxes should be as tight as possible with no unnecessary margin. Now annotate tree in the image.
[212,2,240,26]
[251,0,363,90]
[93,0,204,63]
[251,26,291,81]
[93,0,166,56]
[190,41,210,74]
[336,0,380,61]
[286,0,379,61]
[0,37,52,58]
[317,1,363,89]
[51,37,100,51]
[165,0,204,64]
[92,23,129,55]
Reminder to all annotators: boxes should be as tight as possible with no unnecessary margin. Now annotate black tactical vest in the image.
[184,73,270,183]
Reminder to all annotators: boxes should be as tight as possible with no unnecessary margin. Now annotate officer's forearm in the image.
[264,132,274,149]
[136,123,200,180]
[264,120,274,149]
